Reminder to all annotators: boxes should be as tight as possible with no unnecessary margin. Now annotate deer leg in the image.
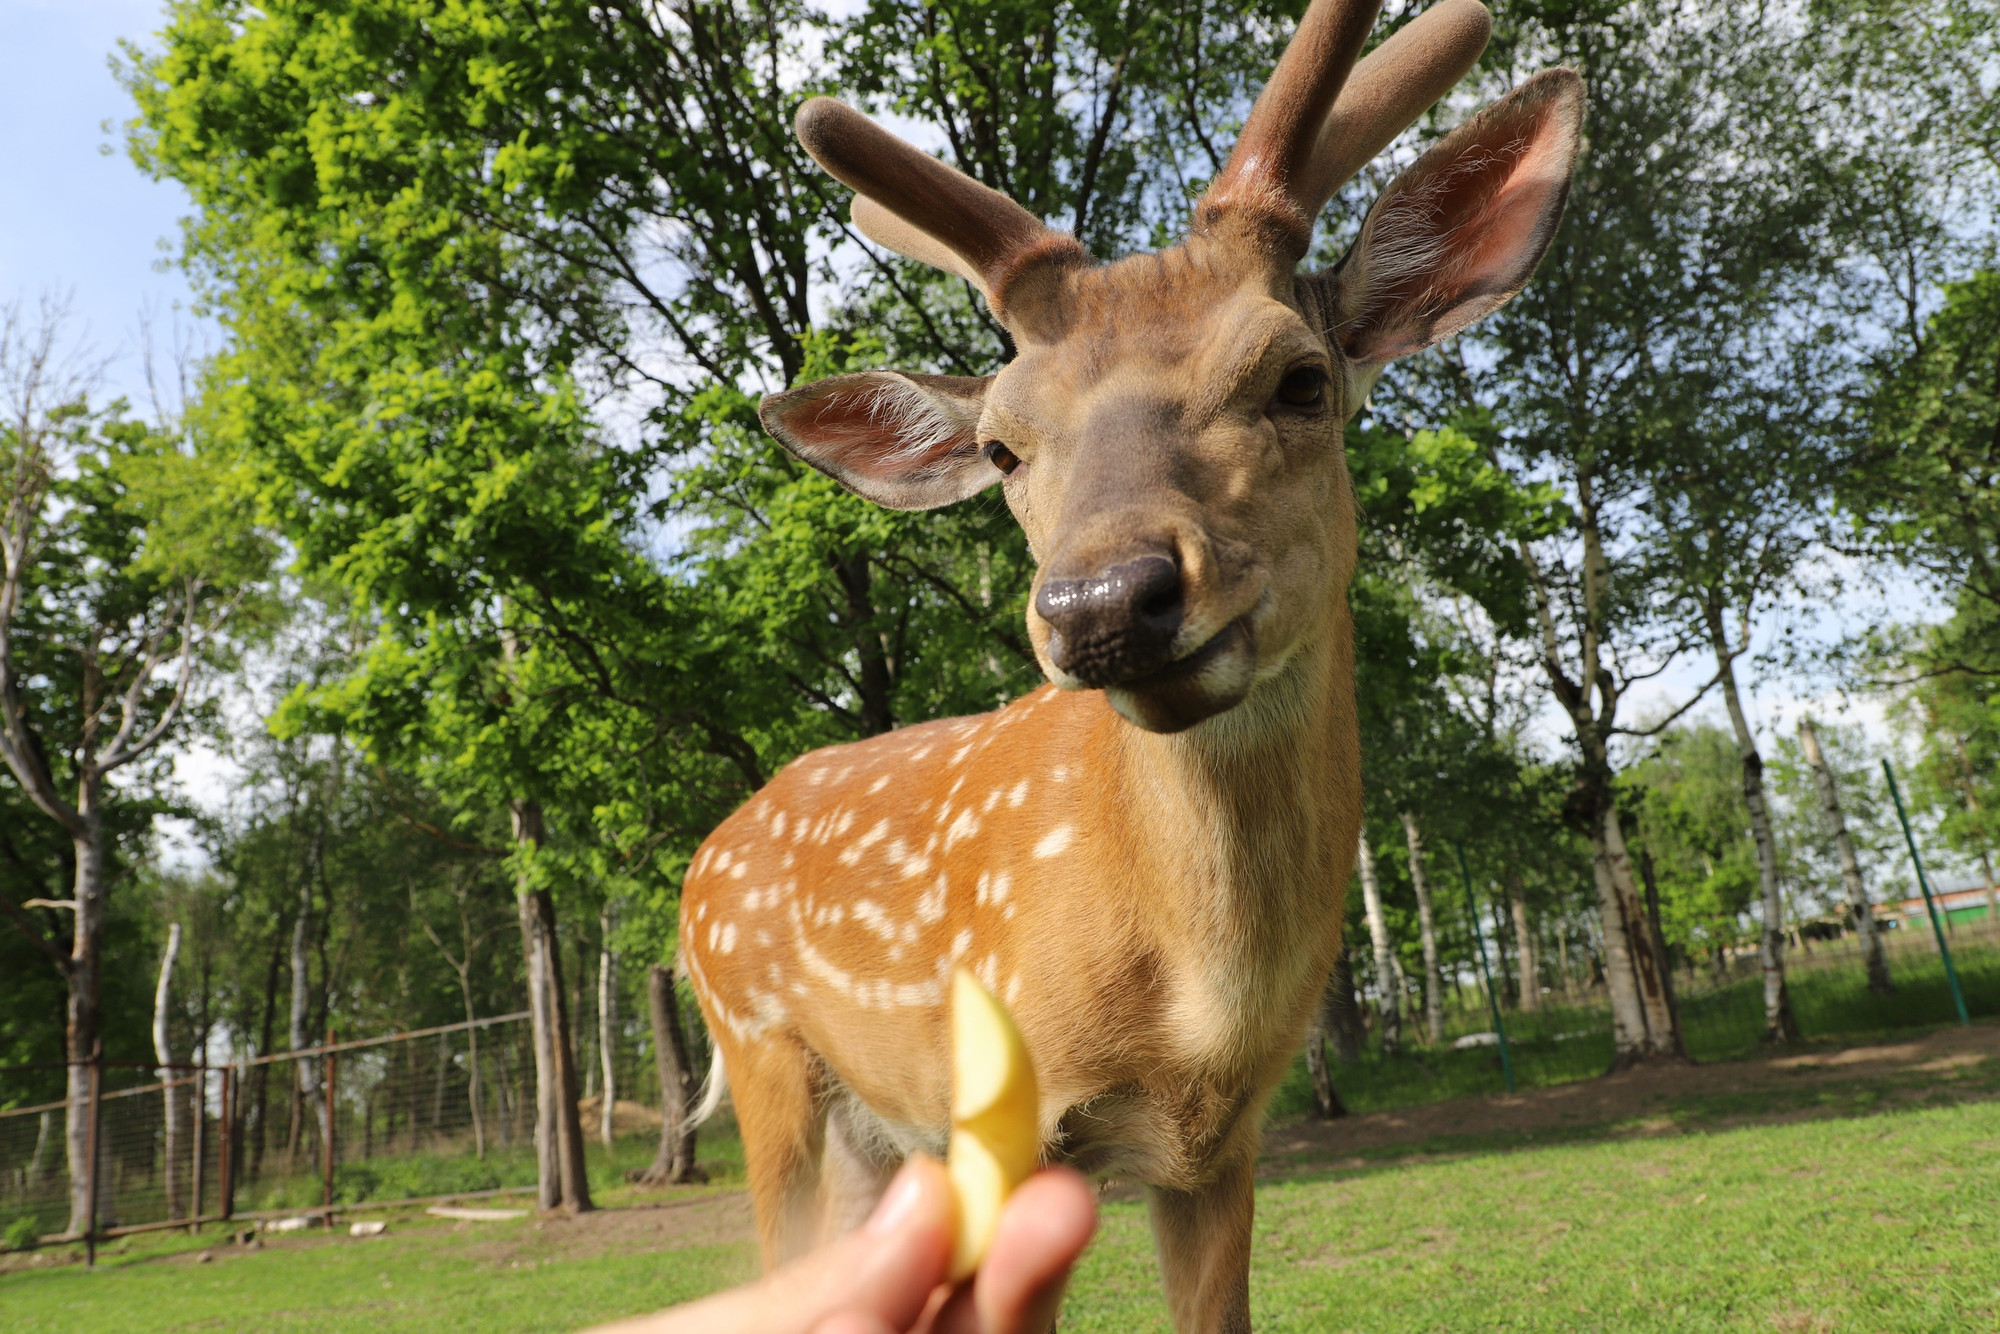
[1145,1149,1256,1334]
[729,1033,825,1268]
[818,1094,902,1244]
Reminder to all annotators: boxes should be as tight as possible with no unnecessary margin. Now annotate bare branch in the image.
[0,888,72,975]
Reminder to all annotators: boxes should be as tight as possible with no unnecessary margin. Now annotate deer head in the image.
[762,0,1581,734]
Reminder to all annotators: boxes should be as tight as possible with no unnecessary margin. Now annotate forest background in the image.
[1,0,1996,1228]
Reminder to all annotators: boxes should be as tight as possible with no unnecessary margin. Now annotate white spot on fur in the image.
[1033,825,1074,859]
[945,808,980,852]
[916,875,947,923]
[951,929,973,960]
[838,818,891,866]
[853,899,900,941]
[1007,779,1030,807]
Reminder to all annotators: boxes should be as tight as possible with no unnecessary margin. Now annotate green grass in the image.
[1062,1098,2000,1332]
[1266,937,2000,1120]
[0,1207,754,1332]
[8,1066,2000,1332]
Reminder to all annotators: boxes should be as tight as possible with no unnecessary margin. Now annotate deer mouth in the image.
[1104,616,1257,733]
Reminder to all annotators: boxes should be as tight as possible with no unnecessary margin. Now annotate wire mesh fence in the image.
[1300,913,2000,1117]
[0,1012,549,1250]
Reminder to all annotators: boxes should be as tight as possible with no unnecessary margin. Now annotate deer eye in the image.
[1273,367,1329,412]
[983,441,1021,475]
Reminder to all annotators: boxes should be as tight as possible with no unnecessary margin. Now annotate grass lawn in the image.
[6,1025,2000,1332]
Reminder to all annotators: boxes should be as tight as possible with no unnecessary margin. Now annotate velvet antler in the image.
[794,98,1088,322]
[1197,0,1494,259]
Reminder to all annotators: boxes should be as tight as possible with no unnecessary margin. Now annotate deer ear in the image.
[759,371,997,511]
[1331,69,1584,367]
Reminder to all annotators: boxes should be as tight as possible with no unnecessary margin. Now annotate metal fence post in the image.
[190,1064,207,1231]
[323,1029,337,1217]
[1884,758,1970,1025]
[84,1042,102,1267]
[218,1064,235,1221]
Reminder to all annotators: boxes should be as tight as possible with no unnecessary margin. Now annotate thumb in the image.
[583,1155,955,1334]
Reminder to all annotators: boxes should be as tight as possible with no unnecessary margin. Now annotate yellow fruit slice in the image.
[946,967,1039,1281]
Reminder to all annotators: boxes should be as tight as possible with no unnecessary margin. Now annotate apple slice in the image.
[946,966,1039,1280]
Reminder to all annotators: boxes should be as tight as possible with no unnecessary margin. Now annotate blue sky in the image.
[1,1,200,405]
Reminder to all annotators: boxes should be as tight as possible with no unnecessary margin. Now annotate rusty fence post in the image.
[218,1064,235,1222]
[190,1064,207,1232]
[322,1030,337,1219]
[84,1042,102,1267]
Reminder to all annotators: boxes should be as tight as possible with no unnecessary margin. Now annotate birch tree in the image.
[1798,717,1891,991]
[1401,812,1446,1046]
[1389,0,1856,1063]
[151,921,182,1219]
[1354,827,1401,1054]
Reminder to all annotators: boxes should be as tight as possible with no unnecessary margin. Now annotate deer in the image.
[679,0,1581,1327]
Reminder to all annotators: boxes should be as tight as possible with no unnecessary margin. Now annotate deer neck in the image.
[1094,601,1360,1048]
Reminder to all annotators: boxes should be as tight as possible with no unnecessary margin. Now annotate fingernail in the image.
[865,1161,927,1236]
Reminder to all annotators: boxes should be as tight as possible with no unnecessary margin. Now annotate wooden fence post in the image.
[218,1064,235,1221]
[84,1043,102,1267]
[190,1065,207,1231]
[322,1030,337,1218]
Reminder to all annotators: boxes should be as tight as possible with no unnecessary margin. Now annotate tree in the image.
[1850,273,2000,686]
[1389,0,1865,1063]
[1794,716,1893,989]
[1622,723,1763,970]
[0,301,264,1233]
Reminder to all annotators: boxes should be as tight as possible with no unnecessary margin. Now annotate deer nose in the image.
[1036,554,1184,687]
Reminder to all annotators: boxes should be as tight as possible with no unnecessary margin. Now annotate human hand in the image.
[585,1155,1096,1334]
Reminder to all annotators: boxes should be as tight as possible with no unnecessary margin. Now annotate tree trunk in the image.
[249,928,283,1183]
[597,904,617,1148]
[1325,944,1364,1062]
[1710,641,1798,1043]
[511,799,594,1213]
[288,888,327,1161]
[1798,717,1890,992]
[638,962,706,1185]
[1636,848,1685,1055]
[63,820,104,1237]
[1303,1017,1347,1121]
[1589,794,1683,1062]
[459,976,486,1158]
[1304,957,1352,1122]
[1401,812,1445,1045]
[1508,874,1540,1013]
[540,889,593,1210]
[153,922,183,1220]
[1355,828,1401,1054]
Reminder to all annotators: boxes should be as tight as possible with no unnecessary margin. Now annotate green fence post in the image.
[1883,758,1969,1026]
[1456,842,1516,1093]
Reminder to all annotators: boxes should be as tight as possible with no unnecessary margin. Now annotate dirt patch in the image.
[457,1191,756,1264]
[1263,1021,2000,1174]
